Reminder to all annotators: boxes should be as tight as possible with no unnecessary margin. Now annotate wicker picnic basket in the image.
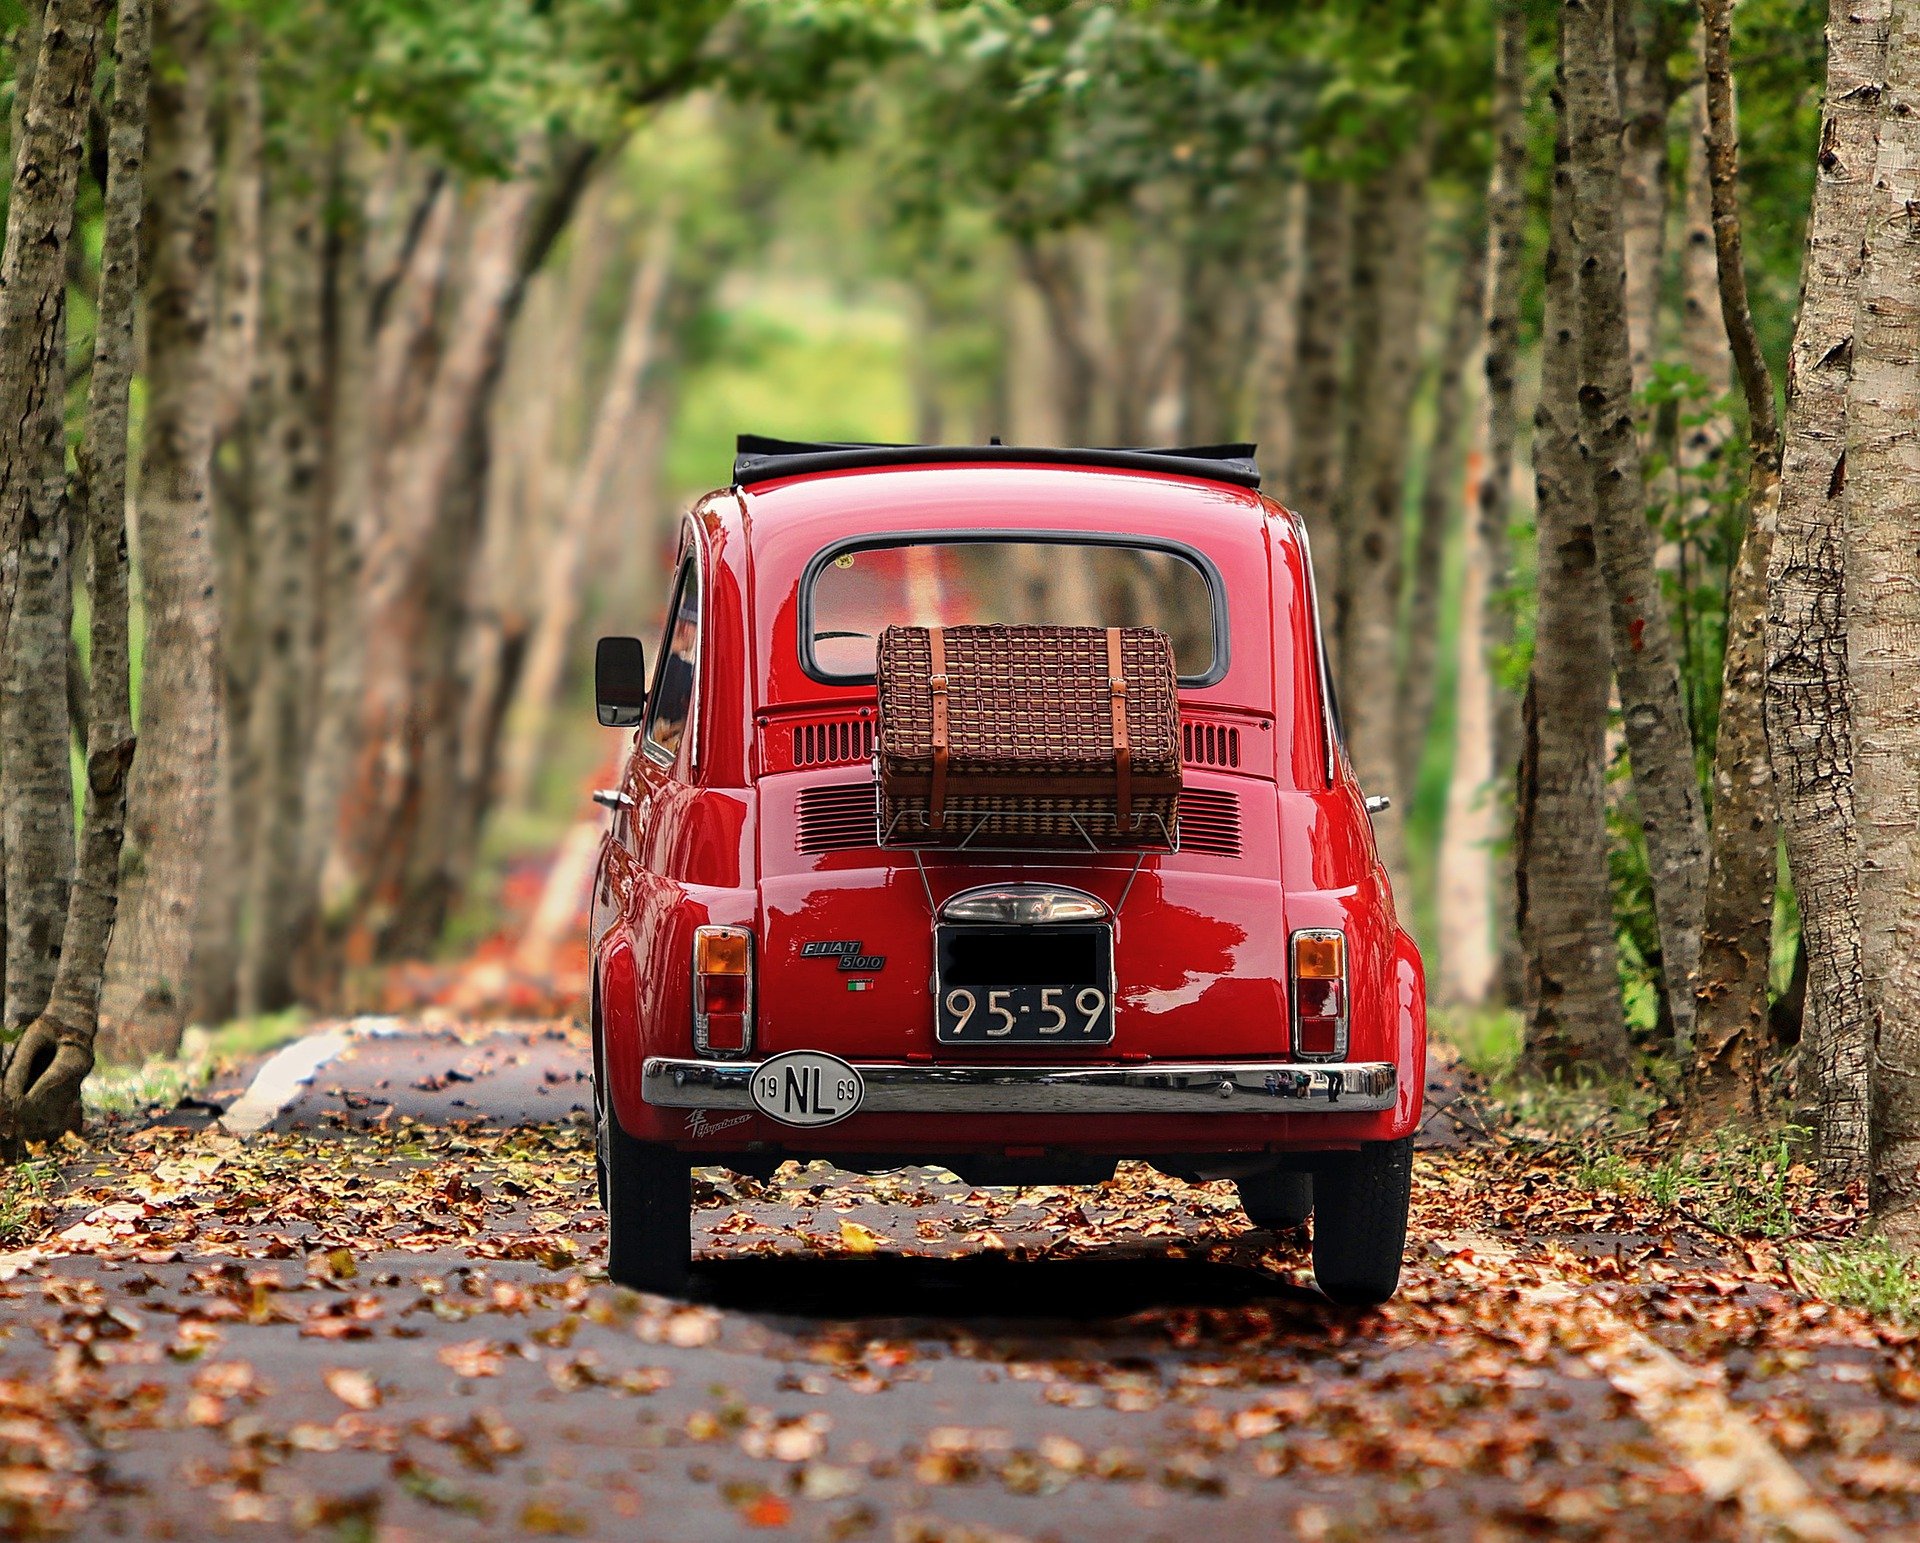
[875,624,1182,849]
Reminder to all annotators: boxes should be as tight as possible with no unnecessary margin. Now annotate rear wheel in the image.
[1234,1168,1312,1231]
[1310,1136,1413,1306]
[602,1109,692,1295]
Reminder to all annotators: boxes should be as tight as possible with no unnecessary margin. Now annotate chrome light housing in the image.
[938,885,1109,926]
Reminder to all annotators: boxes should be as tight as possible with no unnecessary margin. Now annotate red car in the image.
[589,439,1426,1304]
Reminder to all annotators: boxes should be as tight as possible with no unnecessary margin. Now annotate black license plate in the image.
[934,924,1115,1044]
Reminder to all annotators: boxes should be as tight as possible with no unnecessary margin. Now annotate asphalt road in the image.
[2,1022,1912,1541]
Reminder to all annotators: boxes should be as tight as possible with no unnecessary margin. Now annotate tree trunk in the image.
[237,159,328,1015]
[1015,234,1104,445]
[1519,108,1629,1075]
[1482,0,1530,1007]
[329,150,592,968]
[499,216,675,810]
[1847,0,1920,1239]
[0,0,103,665]
[1397,225,1487,804]
[1,277,72,1033]
[1437,424,1497,1007]
[299,158,449,996]
[1337,144,1429,880]
[98,0,220,1064]
[1688,0,1784,1126]
[1616,0,1678,399]
[1563,0,1710,1057]
[1175,230,1257,446]
[3,0,145,1145]
[1288,179,1348,681]
[191,29,266,1029]
[1765,0,1884,1186]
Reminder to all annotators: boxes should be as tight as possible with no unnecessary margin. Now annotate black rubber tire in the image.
[1234,1168,1313,1230]
[602,1113,692,1296]
[1310,1136,1413,1306]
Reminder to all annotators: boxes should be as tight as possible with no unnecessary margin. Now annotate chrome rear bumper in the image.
[641,1058,1397,1116]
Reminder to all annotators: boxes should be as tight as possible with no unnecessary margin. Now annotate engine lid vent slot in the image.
[1176,787,1241,858]
[796,782,879,853]
[793,717,875,769]
[1182,721,1242,769]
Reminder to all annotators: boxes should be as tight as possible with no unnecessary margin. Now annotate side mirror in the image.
[596,636,647,728]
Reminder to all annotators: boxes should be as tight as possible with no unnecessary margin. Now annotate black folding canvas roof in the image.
[733,435,1261,490]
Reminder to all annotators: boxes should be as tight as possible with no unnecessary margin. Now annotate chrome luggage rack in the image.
[876,803,1180,856]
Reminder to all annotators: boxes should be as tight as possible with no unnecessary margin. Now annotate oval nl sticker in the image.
[750,1050,865,1128]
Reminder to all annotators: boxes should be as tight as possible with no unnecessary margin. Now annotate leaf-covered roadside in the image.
[0,1036,1914,1540]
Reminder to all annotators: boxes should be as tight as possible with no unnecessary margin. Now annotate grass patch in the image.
[1578,1126,1813,1239]
[85,1009,311,1120]
[0,1157,56,1248]
[1798,1237,1920,1324]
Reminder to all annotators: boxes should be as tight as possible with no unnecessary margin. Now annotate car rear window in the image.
[802,536,1225,685]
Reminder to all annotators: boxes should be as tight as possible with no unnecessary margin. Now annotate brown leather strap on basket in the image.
[928,627,950,831]
[1107,627,1134,833]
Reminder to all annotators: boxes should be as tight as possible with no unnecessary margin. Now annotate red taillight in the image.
[694,926,753,1056]
[1291,929,1346,1060]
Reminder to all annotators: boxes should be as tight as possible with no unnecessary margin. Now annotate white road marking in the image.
[217,1017,405,1134]
[1439,1235,1861,1543]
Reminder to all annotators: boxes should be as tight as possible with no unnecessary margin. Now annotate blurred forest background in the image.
[6,0,1920,1231]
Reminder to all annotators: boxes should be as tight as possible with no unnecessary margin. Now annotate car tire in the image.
[1234,1168,1312,1231]
[1310,1136,1413,1306]
[602,1110,692,1296]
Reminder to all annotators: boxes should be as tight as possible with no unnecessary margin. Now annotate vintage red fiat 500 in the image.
[589,438,1425,1304]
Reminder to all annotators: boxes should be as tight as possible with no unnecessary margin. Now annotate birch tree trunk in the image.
[0,0,102,664]
[1689,0,1784,1124]
[98,0,219,1063]
[1337,145,1429,880]
[1288,179,1348,680]
[237,161,328,1015]
[499,217,675,810]
[1482,0,1529,1007]
[1766,0,1884,1186]
[1562,0,1710,1056]
[3,0,145,1145]
[1519,111,1629,1073]
[1846,0,1920,1238]
[1397,228,1486,804]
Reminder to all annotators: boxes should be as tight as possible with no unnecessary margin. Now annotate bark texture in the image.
[1563,0,1710,1056]
[1397,228,1486,803]
[4,0,146,1145]
[1288,179,1349,679]
[99,0,221,1063]
[1337,144,1429,880]
[1848,0,1920,1237]
[0,0,102,661]
[1,287,73,1032]
[1481,0,1529,1006]
[1689,0,1784,1125]
[1766,0,1886,1185]
[1519,113,1629,1075]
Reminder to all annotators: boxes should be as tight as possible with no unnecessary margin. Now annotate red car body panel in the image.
[590,461,1425,1160]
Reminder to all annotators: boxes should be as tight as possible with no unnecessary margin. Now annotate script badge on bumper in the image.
[749,1050,865,1127]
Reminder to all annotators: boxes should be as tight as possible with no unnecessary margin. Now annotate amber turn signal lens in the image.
[1293,932,1344,980]
[696,929,750,976]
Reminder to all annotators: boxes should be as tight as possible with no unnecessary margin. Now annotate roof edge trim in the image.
[733,435,1260,490]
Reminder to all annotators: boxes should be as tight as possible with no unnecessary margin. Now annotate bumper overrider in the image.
[642,1057,1398,1116]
